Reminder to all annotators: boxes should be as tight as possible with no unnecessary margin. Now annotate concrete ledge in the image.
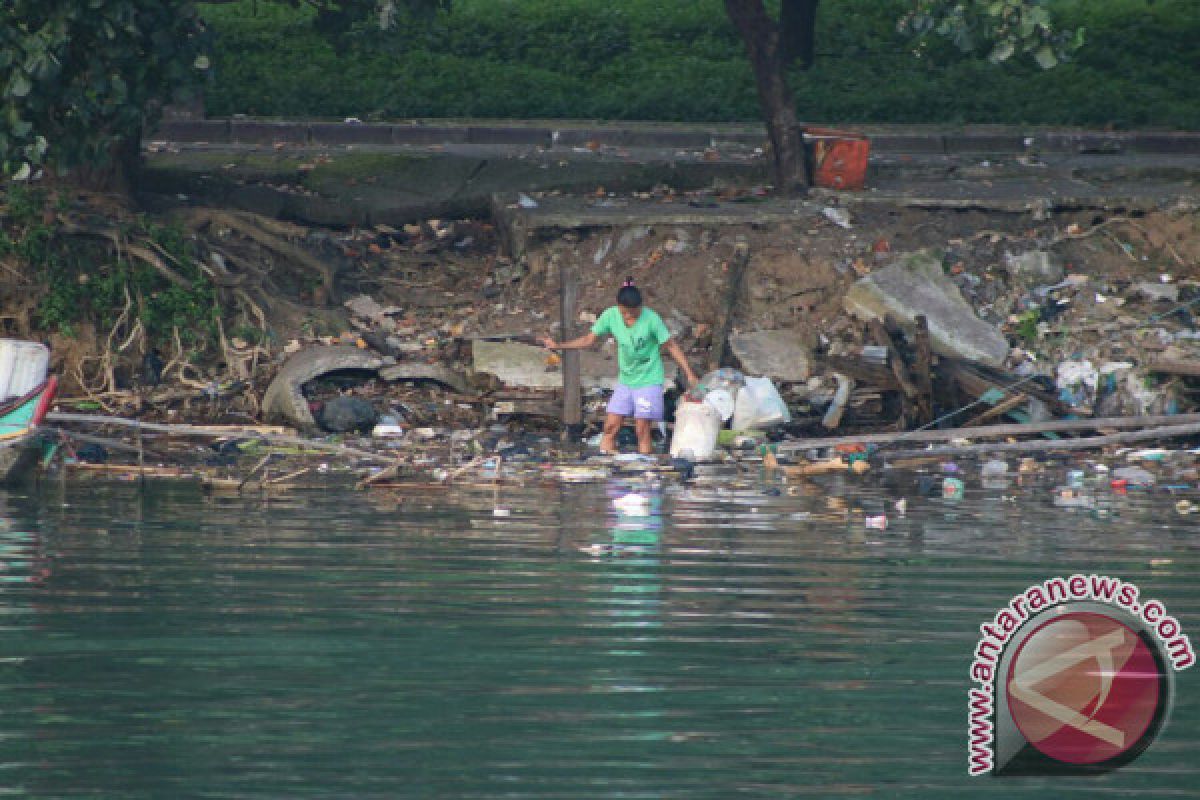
[870,134,946,155]
[310,122,393,146]
[392,125,469,145]
[553,128,715,149]
[552,128,622,147]
[466,126,552,147]
[1131,133,1200,154]
[1034,132,1129,153]
[153,119,230,143]
[154,119,1200,157]
[619,130,712,149]
[230,120,310,145]
[944,133,1026,154]
[714,132,767,147]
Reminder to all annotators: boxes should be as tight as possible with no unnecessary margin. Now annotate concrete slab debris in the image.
[729,330,812,382]
[843,251,1009,367]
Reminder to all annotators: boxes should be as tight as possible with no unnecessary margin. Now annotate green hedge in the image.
[199,0,1200,128]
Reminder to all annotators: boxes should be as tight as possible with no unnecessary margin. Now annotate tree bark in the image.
[724,0,808,192]
[70,133,140,196]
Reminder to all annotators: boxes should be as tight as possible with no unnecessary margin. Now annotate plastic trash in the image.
[822,207,852,229]
[670,401,721,460]
[981,459,1008,477]
[732,376,791,431]
[371,415,405,438]
[613,492,652,515]
[1113,466,1155,487]
[704,388,736,422]
[1056,361,1098,394]
[1053,487,1095,509]
[864,514,888,530]
[693,368,746,399]
[1127,448,1169,462]
[1066,469,1085,489]
[942,477,965,500]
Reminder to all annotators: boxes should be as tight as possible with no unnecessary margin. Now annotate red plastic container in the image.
[806,128,870,190]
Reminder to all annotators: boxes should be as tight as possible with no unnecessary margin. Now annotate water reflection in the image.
[0,477,1194,797]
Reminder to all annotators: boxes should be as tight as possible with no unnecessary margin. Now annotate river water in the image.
[0,469,1196,798]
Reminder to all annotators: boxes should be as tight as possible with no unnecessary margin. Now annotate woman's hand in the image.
[539,336,558,350]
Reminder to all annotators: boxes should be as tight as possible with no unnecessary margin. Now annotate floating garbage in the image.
[1175,500,1199,515]
[942,477,965,500]
[864,514,889,530]
[1053,487,1095,509]
[1066,469,1085,489]
[981,459,1008,477]
[894,498,907,515]
[670,401,721,460]
[613,492,652,515]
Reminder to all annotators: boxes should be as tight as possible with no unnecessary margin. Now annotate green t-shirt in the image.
[591,306,671,388]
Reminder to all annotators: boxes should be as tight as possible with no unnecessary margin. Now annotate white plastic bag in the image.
[703,388,736,422]
[731,376,791,431]
[670,400,721,460]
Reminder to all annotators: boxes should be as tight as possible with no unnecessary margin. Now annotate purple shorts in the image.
[607,383,665,420]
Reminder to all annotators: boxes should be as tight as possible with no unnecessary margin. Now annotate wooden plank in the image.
[560,260,582,428]
[707,242,751,373]
[777,412,1200,452]
[960,392,1028,428]
[1147,359,1200,378]
[913,315,934,425]
[881,421,1200,459]
[867,318,919,399]
[821,355,900,390]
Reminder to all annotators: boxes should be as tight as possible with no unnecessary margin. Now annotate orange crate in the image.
[807,128,870,190]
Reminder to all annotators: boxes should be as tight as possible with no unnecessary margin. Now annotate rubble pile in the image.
[35,184,1200,489]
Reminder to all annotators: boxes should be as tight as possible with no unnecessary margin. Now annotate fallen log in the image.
[46,412,396,464]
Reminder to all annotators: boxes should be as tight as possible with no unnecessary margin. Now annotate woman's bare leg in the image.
[634,419,654,454]
[600,413,624,454]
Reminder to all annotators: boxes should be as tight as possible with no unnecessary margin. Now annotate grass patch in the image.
[199,0,1199,128]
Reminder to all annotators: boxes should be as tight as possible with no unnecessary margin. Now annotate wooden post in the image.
[136,425,145,490]
[560,260,582,435]
[913,315,934,426]
[708,243,751,373]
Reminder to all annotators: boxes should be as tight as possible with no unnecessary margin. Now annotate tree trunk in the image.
[724,0,808,192]
[70,133,141,196]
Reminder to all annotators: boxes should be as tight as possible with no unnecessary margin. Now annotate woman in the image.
[542,279,699,455]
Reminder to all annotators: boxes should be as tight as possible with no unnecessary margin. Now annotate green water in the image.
[0,473,1195,798]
